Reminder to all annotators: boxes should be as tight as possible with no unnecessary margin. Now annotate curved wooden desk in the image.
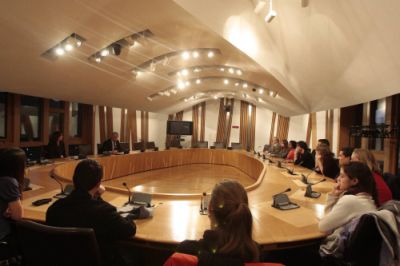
[22,149,334,250]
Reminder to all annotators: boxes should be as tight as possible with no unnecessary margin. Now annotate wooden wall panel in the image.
[98,106,106,143]
[269,112,277,145]
[106,106,113,139]
[200,102,206,141]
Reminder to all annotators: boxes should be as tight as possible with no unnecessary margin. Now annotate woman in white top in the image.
[319,161,378,233]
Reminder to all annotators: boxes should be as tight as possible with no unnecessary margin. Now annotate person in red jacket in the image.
[351,148,392,205]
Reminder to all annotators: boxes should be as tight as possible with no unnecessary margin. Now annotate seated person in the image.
[0,148,25,257]
[338,147,354,167]
[319,161,378,234]
[294,141,315,170]
[268,137,281,156]
[46,159,136,264]
[102,132,121,154]
[46,131,65,158]
[315,145,339,179]
[279,139,290,158]
[175,180,260,265]
[312,138,330,158]
[351,148,392,206]
[285,140,297,162]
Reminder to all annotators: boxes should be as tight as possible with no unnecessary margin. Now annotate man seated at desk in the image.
[46,159,136,265]
[102,132,121,154]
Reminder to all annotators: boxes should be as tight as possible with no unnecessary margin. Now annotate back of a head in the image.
[209,180,259,261]
[340,147,354,158]
[297,141,308,151]
[289,140,297,149]
[0,147,26,189]
[73,159,103,191]
[342,161,378,206]
[318,139,330,146]
[281,139,288,148]
[352,148,380,173]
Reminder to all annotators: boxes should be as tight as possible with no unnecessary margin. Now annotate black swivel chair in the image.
[133,142,144,151]
[212,142,226,149]
[16,220,101,266]
[383,172,400,200]
[230,142,242,150]
[196,141,208,148]
[146,141,158,151]
[97,143,104,155]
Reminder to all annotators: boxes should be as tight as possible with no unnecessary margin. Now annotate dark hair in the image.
[297,141,308,150]
[49,131,63,144]
[73,159,103,191]
[209,180,259,262]
[281,139,288,148]
[340,147,354,158]
[289,140,297,149]
[316,144,332,157]
[318,139,330,146]
[0,148,26,193]
[342,161,379,206]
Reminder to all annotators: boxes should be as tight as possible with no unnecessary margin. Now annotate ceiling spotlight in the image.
[170,89,177,94]
[242,83,248,88]
[181,51,190,60]
[224,79,229,85]
[64,43,74,51]
[269,90,274,96]
[220,68,225,72]
[265,0,277,23]
[76,40,82,47]
[194,68,202,73]
[55,47,65,56]
[196,79,201,84]
[177,72,181,77]
[147,97,153,101]
[254,0,267,14]
[258,88,264,94]
[207,51,214,58]
[165,91,171,97]
[192,51,199,58]
[236,69,242,75]
[184,98,188,102]
[258,97,263,103]
[234,82,240,87]
[228,68,234,74]
[100,49,109,57]
[185,81,190,86]
[213,95,218,100]
[158,91,165,96]
[181,69,189,76]
[177,80,185,90]
[95,57,101,63]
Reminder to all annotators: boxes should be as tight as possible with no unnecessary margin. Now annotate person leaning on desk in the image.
[102,131,122,154]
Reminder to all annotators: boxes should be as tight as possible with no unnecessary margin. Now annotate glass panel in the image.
[49,100,64,109]
[374,98,386,151]
[69,102,81,137]
[0,92,6,138]
[49,112,64,134]
[20,96,42,141]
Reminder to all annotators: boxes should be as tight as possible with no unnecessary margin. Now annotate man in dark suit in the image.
[102,132,121,153]
[46,159,136,264]
[294,141,315,170]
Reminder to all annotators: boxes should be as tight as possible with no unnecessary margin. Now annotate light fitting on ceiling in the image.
[41,33,86,60]
[169,65,244,77]
[254,0,267,14]
[89,29,153,63]
[265,0,277,23]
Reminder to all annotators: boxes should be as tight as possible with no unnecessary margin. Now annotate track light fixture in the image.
[265,0,277,23]
[41,33,86,60]
[254,0,267,14]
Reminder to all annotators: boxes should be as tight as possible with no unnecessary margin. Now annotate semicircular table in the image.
[22,149,334,250]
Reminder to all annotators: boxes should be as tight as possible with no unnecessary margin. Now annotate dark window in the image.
[49,100,64,109]
[69,102,82,137]
[49,112,64,134]
[0,92,6,138]
[369,99,385,151]
[20,95,42,141]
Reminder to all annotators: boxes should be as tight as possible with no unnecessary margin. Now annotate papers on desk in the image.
[117,204,154,219]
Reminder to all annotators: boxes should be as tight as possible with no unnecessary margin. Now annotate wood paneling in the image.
[311,113,317,149]
[128,109,137,145]
[106,106,113,139]
[98,106,106,143]
[361,102,370,149]
[269,112,277,145]
[276,115,290,141]
[384,96,399,173]
[216,98,225,143]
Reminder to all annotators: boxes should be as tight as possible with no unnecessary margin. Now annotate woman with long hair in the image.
[47,130,65,158]
[351,148,392,205]
[285,140,297,162]
[319,161,378,233]
[315,145,340,179]
[176,180,259,265]
[0,148,26,256]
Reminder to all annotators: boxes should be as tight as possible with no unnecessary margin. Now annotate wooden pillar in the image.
[384,96,398,173]
[361,102,370,149]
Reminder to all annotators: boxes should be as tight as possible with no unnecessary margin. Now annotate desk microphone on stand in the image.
[50,174,67,199]
[122,182,132,205]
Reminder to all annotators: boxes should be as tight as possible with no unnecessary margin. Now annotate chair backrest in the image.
[97,143,103,154]
[383,172,400,200]
[213,142,226,149]
[119,142,130,152]
[231,142,242,150]
[197,141,208,148]
[146,141,156,149]
[16,220,101,266]
[164,253,285,266]
[133,142,144,151]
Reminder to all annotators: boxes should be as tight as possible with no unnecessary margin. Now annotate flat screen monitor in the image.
[167,121,193,135]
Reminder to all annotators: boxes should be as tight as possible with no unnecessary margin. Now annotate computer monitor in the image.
[78,144,92,158]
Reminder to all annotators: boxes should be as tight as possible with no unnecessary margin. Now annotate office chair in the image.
[230,142,242,150]
[146,141,158,150]
[133,142,144,151]
[97,143,103,155]
[196,141,208,148]
[16,220,101,266]
[213,142,226,149]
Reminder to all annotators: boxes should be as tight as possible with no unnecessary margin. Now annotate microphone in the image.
[304,179,325,198]
[273,188,291,197]
[277,161,282,168]
[286,167,296,175]
[50,174,66,199]
[310,178,326,185]
[301,170,315,184]
[122,182,132,205]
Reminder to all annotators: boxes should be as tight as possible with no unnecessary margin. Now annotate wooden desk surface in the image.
[22,149,333,250]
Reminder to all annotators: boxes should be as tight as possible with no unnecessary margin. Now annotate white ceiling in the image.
[1,0,399,116]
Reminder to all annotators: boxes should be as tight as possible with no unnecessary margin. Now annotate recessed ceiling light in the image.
[177,80,185,90]
[269,90,274,96]
[185,81,190,86]
[181,69,189,76]
[213,95,218,100]
[55,47,65,56]
[196,79,201,84]
[235,82,239,87]
[147,97,153,101]
[64,43,74,51]
[207,51,214,58]
[100,49,109,57]
[224,79,229,85]
[181,51,190,60]
[243,83,248,88]
[258,88,264,94]
[220,68,225,72]
[95,57,101,63]
[228,68,234,74]
[193,68,202,73]
[192,51,199,58]
[236,70,242,75]
[76,40,82,47]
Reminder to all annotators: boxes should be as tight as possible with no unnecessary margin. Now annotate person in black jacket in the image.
[46,159,136,265]
[46,131,65,158]
[102,132,121,154]
[294,141,315,170]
